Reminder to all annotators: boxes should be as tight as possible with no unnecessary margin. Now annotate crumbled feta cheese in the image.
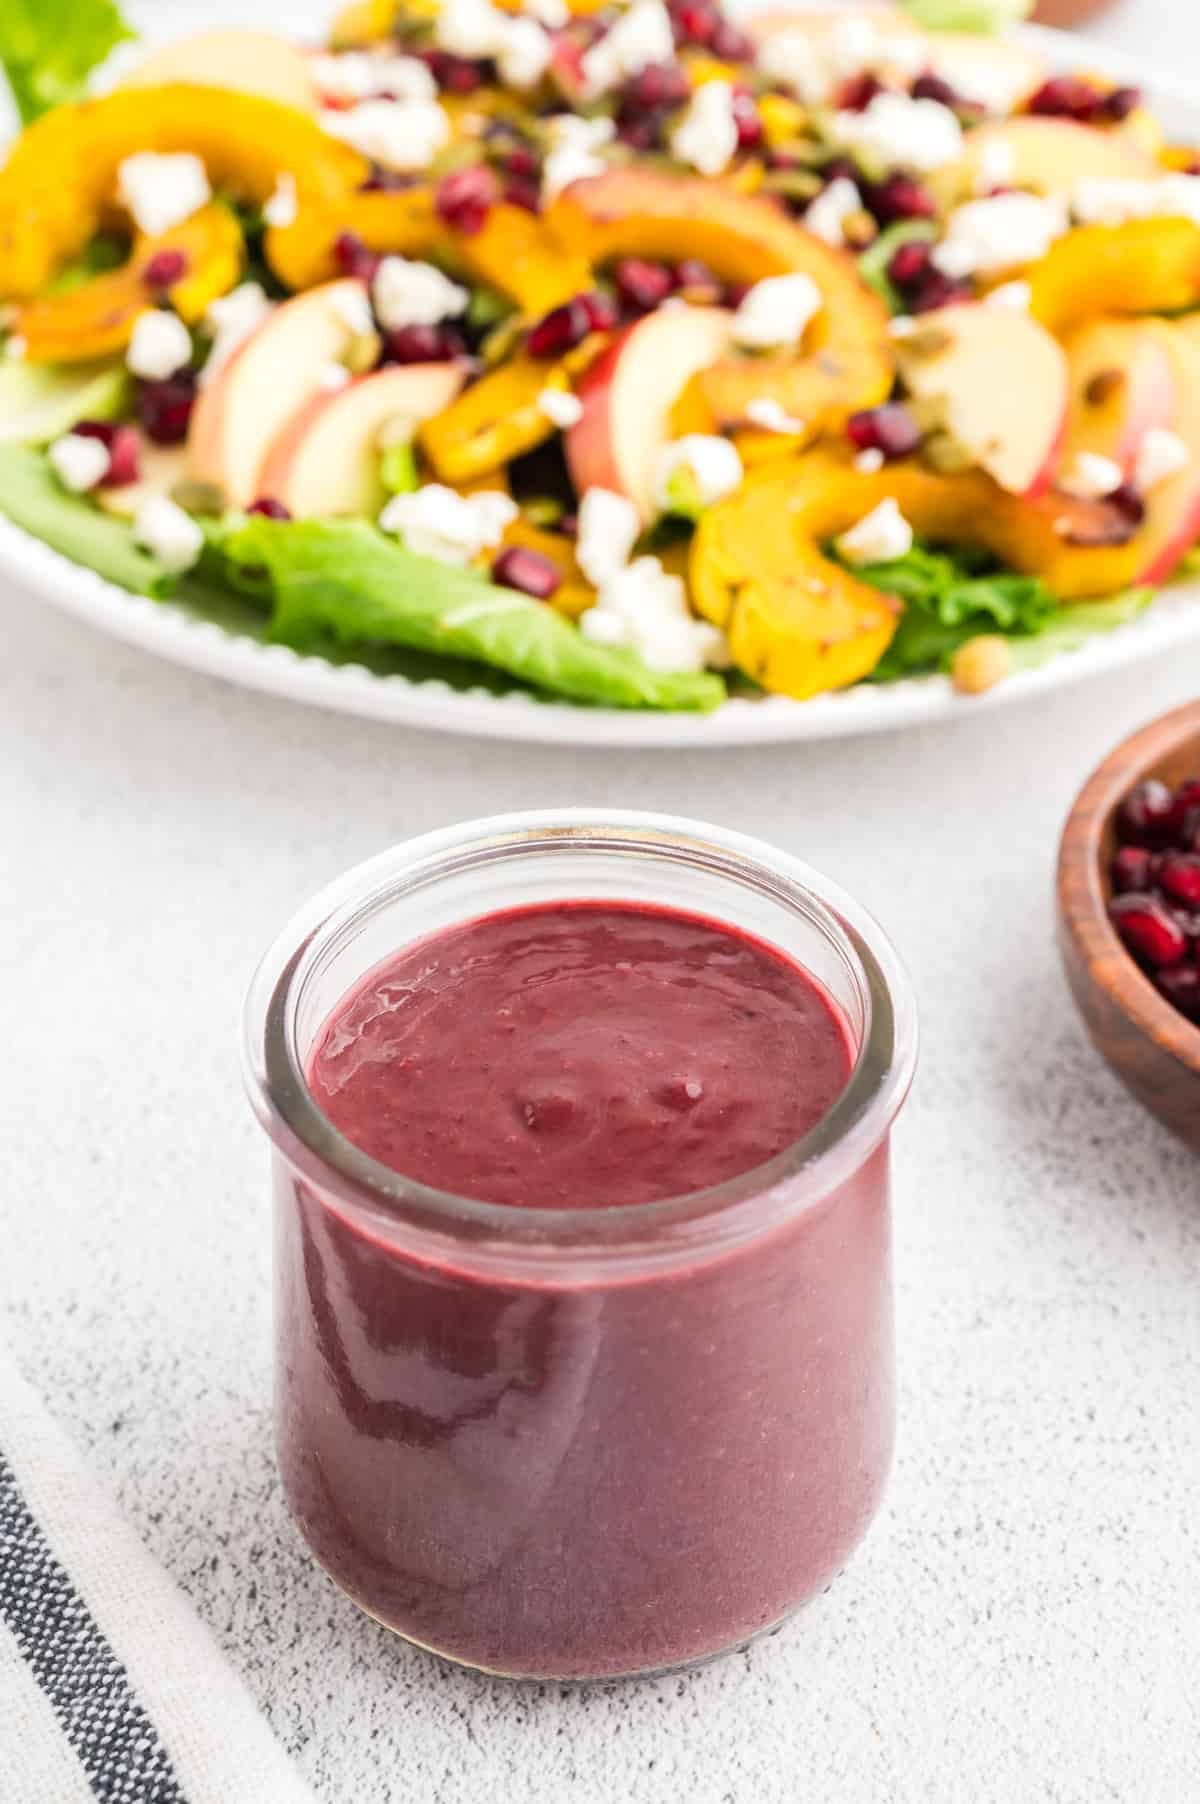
[48,433,110,494]
[734,273,823,351]
[745,396,807,435]
[318,363,353,391]
[1135,427,1191,494]
[133,496,205,572]
[670,79,739,178]
[1060,451,1123,500]
[541,114,615,201]
[804,176,863,248]
[581,0,675,98]
[836,498,914,565]
[756,29,832,105]
[200,283,273,387]
[832,93,963,176]
[329,282,376,338]
[313,51,435,104]
[263,172,298,229]
[576,487,641,586]
[985,279,1033,312]
[1072,174,1200,229]
[933,55,1028,116]
[118,153,211,236]
[826,12,879,78]
[322,98,450,171]
[580,555,727,671]
[889,314,918,339]
[496,17,552,89]
[380,483,517,563]
[372,257,469,331]
[655,435,743,513]
[537,387,584,429]
[435,0,511,57]
[855,447,885,474]
[975,135,1016,193]
[933,192,1067,279]
[5,335,27,361]
[126,309,192,380]
[525,0,567,23]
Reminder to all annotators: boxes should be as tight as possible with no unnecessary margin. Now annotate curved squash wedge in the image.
[419,339,603,481]
[0,86,366,302]
[268,188,441,291]
[690,451,1142,699]
[1027,219,1200,336]
[12,205,243,364]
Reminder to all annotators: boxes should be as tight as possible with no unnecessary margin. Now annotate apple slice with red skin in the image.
[1125,322,1200,585]
[188,279,374,508]
[566,305,735,520]
[258,362,464,519]
[896,303,1069,498]
[120,30,318,112]
[938,116,1157,205]
[1061,318,1177,481]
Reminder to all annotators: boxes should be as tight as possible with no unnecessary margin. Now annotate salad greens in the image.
[215,515,726,712]
[0,0,132,125]
[842,539,1151,681]
[0,444,172,594]
[900,0,1032,31]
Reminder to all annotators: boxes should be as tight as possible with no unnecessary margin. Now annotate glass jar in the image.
[244,811,917,1681]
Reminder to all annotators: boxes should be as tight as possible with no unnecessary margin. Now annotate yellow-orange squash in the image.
[420,340,602,481]
[12,205,243,363]
[690,452,1142,699]
[1028,218,1200,336]
[0,86,366,301]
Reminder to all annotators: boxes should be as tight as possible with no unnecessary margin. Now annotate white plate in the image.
[3,22,1199,747]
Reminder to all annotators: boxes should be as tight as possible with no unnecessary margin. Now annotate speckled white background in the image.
[4,3,1200,1799]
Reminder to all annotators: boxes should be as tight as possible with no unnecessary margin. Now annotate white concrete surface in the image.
[3,3,1199,1800]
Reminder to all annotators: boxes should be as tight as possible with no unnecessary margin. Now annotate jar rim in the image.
[242,811,918,1278]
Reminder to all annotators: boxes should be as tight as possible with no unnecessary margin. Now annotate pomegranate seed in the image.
[527,297,593,357]
[614,258,675,312]
[71,419,117,448]
[672,1,717,47]
[504,177,542,214]
[616,114,663,151]
[822,156,859,186]
[623,61,689,110]
[911,70,961,107]
[708,19,754,60]
[101,425,141,488]
[888,239,933,288]
[1167,777,1200,830]
[492,545,562,599]
[558,512,578,538]
[1116,778,1176,847]
[142,248,189,290]
[732,90,764,149]
[846,403,922,461]
[1159,852,1200,908]
[869,175,937,225]
[1112,846,1156,894]
[436,164,497,236]
[1108,482,1146,528]
[386,324,462,364]
[908,270,973,313]
[504,144,539,179]
[248,497,293,520]
[839,72,886,112]
[334,232,381,283]
[137,372,196,445]
[1155,964,1200,1022]
[424,50,485,93]
[1109,893,1188,966]
[1099,84,1140,122]
[579,290,618,333]
[1028,75,1102,121]
[675,258,722,298]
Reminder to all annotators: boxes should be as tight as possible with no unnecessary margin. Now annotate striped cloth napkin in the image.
[0,1347,314,1804]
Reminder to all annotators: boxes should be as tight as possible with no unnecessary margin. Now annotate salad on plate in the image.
[1,0,1199,712]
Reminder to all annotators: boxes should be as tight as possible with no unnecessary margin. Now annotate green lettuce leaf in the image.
[0,0,133,124]
[0,444,173,594]
[215,515,726,712]
[841,539,1149,681]
[901,0,1032,30]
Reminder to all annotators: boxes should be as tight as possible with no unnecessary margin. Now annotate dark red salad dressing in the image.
[275,902,894,1677]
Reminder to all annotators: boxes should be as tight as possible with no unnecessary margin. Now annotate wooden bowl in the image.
[1057,700,1200,1152]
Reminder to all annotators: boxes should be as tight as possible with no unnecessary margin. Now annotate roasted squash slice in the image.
[12,205,243,364]
[690,451,1142,700]
[451,204,593,317]
[419,341,601,481]
[1027,219,1200,336]
[0,86,365,302]
[268,188,441,291]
